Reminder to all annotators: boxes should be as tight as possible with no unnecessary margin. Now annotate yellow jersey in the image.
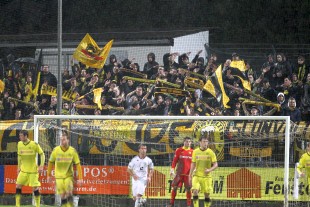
[192,147,217,178]
[18,140,44,173]
[49,146,80,179]
[297,152,310,177]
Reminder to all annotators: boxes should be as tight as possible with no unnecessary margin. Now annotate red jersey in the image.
[171,146,193,176]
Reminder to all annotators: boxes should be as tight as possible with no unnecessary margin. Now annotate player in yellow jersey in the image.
[189,136,218,207]
[47,131,83,207]
[297,142,310,185]
[16,130,45,207]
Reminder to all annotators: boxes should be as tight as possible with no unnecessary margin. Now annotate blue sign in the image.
[0,165,3,193]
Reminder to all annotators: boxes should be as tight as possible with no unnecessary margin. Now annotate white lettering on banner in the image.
[81,179,129,185]
[41,178,55,184]
[39,186,55,191]
[5,178,16,183]
[83,167,108,177]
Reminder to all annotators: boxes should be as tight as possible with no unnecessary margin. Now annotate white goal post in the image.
[33,115,291,207]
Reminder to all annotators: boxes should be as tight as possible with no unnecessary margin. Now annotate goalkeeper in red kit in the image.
[168,137,193,207]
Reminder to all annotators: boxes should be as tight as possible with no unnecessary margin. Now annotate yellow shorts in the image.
[16,171,41,187]
[56,177,74,195]
[192,176,212,194]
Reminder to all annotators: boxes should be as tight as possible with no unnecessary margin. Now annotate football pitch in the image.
[0,205,53,207]
[0,204,90,207]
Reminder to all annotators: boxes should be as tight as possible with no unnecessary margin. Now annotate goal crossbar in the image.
[33,115,291,207]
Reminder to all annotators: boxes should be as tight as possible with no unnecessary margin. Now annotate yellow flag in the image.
[73,33,113,69]
[93,88,103,110]
[203,79,216,98]
[203,65,230,108]
[0,79,4,93]
[230,60,247,72]
[33,72,41,99]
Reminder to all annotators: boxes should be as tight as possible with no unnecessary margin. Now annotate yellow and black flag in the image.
[229,67,251,91]
[73,33,113,69]
[0,79,5,93]
[203,65,230,108]
[230,60,247,72]
[93,88,104,110]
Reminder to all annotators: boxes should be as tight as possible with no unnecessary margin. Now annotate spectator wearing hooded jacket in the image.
[143,52,159,79]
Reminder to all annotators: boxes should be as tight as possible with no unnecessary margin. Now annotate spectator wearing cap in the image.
[231,52,240,61]
[241,101,260,116]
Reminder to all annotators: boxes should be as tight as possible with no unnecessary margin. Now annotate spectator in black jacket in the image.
[143,53,159,79]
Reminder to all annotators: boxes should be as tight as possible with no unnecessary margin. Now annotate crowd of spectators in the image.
[0,51,309,122]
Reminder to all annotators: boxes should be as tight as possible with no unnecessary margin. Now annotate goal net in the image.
[33,115,308,207]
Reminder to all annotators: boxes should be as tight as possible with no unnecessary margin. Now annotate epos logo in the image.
[227,168,261,199]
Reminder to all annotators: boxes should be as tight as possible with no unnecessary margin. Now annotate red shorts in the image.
[171,174,191,188]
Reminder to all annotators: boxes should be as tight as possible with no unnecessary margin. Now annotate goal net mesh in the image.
[34,116,309,207]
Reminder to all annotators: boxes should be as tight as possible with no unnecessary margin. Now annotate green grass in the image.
[0,204,91,207]
[0,206,53,207]
[0,206,94,207]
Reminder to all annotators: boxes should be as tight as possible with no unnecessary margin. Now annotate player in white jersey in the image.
[128,144,154,207]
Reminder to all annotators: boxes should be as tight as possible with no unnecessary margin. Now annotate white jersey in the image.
[128,155,154,180]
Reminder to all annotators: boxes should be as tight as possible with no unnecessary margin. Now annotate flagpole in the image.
[55,0,63,205]
[57,0,63,140]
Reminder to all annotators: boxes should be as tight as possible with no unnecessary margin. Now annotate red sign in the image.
[4,165,130,195]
